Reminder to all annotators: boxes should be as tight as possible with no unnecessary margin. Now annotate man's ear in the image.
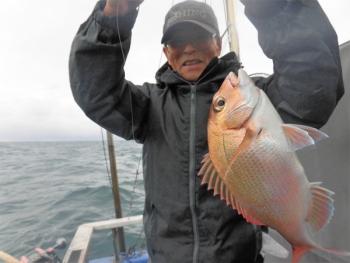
[163,46,172,67]
[216,37,223,56]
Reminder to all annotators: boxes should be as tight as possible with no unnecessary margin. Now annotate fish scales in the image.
[199,69,350,262]
[217,128,308,232]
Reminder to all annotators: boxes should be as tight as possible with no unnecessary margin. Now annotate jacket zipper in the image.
[189,84,199,263]
[171,69,217,263]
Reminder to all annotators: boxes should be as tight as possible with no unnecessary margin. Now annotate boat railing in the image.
[62,215,143,263]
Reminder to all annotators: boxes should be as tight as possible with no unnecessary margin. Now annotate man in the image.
[69,0,343,262]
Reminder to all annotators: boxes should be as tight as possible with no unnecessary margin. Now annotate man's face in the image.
[163,23,222,82]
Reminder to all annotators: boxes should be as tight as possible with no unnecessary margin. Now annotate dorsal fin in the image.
[198,153,265,226]
[306,182,334,232]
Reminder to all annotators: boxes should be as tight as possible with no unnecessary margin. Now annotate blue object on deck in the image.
[89,250,148,263]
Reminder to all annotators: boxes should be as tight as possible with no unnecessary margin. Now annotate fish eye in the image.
[214,97,226,111]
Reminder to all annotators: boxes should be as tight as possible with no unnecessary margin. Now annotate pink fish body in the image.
[199,69,350,262]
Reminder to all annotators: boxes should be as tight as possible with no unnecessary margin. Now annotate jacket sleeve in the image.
[69,0,150,141]
[241,0,344,128]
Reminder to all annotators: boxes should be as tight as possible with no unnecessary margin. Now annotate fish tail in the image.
[292,246,312,263]
[292,245,350,263]
[317,246,350,258]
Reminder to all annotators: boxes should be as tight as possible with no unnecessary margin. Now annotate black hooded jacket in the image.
[69,1,343,262]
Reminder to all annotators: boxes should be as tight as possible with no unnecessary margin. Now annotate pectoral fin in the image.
[282,124,328,152]
[225,122,262,179]
[289,124,328,143]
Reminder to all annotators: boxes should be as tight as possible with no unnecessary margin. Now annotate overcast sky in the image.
[0,0,349,142]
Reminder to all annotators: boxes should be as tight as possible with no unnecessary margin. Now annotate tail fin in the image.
[292,246,312,263]
[319,247,350,257]
[292,245,350,263]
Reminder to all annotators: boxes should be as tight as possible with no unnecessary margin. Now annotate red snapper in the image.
[199,69,350,262]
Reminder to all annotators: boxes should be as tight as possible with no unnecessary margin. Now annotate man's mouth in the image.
[183,60,201,66]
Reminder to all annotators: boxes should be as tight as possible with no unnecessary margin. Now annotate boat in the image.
[63,215,147,263]
[1,1,348,263]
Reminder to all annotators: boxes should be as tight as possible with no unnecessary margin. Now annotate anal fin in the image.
[306,182,334,232]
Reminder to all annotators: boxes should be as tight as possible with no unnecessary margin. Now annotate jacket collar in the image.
[155,52,241,86]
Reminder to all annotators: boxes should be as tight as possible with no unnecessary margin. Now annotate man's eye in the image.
[169,40,184,46]
[194,36,206,40]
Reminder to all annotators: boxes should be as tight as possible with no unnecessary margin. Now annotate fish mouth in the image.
[226,102,251,119]
[226,110,251,130]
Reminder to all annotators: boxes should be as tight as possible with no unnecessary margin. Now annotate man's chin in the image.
[180,70,203,82]
[182,75,200,82]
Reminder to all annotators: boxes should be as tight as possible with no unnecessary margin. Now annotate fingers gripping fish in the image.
[198,69,350,263]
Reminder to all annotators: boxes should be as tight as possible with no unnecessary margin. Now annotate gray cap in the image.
[161,1,220,44]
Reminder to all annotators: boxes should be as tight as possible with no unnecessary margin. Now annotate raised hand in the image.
[103,0,144,16]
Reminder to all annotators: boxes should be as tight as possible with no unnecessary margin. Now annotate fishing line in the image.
[113,0,175,252]
[115,0,143,216]
[127,227,145,256]
[221,23,234,39]
[116,2,136,142]
[114,0,146,252]
[127,149,143,217]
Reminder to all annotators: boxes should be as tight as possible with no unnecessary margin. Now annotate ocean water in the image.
[0,140,145,261]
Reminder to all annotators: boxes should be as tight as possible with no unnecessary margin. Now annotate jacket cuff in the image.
[92,0,138,37]
[241,0,288,19]
[243,0,300,32]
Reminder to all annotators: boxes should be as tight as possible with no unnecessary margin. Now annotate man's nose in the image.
[183,42,196,53]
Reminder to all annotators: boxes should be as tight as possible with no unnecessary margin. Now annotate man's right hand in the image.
[103,0,144,16]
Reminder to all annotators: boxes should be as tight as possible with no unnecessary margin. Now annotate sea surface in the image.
[0,140,145,261]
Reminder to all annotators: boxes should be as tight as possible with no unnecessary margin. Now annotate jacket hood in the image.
[155,52,241,86]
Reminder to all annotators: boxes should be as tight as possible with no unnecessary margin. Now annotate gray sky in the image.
[0,0,349,142]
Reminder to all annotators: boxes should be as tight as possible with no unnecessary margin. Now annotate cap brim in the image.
[161,20,217,44]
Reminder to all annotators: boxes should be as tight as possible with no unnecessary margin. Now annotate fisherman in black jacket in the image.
[69,0,343,262]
